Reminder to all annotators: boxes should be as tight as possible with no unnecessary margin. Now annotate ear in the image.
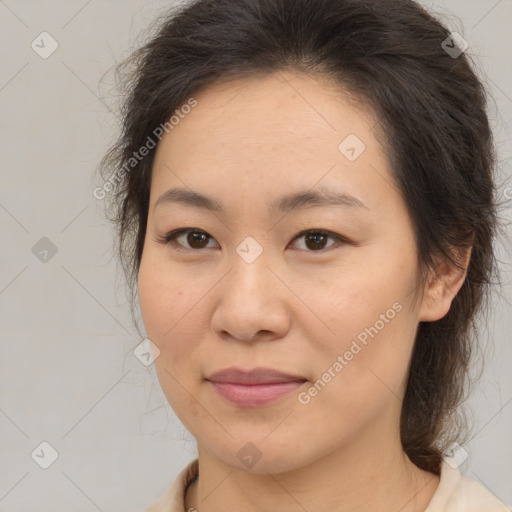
[418,244,472,322]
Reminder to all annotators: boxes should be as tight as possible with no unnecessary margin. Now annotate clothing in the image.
[142,458,509,512]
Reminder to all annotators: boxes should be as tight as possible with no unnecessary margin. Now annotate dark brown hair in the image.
[98,0,507,475]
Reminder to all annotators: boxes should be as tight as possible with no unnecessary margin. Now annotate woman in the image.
[98,0,509,510]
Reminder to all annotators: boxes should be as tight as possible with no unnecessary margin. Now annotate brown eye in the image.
[290,230,344,252]
[304,232,329,250]
[159,228,218,250]
[158,228,345,253]
[185,231,210,249]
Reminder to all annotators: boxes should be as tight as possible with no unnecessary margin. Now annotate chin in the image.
[203,435,312,475]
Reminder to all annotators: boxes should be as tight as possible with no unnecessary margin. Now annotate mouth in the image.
[205,367,307,407]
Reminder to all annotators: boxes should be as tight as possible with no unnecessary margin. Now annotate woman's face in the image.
[137,70,434,473]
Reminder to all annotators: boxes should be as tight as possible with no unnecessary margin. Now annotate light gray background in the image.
[0,0,511,510]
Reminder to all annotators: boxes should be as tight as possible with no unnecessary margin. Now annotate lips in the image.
[206,367,307,407]
[206,366,306,385]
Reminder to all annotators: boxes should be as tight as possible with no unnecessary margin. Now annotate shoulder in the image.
[446,475,510,511]
[426,460,510,512]
[142,459,199,512]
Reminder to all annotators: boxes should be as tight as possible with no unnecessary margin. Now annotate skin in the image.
[137,69,471,512]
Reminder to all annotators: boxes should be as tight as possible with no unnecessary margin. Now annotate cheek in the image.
[138,252,189,339]
[138,256,209,377]
[139,270,207,424]
[301,260,417,396]
[297,312,415,440]
[302,263,400,345]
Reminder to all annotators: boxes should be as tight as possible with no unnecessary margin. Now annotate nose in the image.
[210,246,291,343]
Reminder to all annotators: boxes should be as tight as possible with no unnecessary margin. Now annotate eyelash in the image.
[156,228,348,253]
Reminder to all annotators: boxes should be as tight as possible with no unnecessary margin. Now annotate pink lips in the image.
[206,367,307,407]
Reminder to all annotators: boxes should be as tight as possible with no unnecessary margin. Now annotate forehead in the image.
[150,70,393,215]
[165,70,376,147]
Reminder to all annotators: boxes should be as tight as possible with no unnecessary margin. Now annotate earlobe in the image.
[418,245,472,323]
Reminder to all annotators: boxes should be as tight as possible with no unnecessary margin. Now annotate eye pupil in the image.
[305,232,327,250]
[188,231,208,248]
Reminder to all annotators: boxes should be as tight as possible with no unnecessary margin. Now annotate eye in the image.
[157,228,218,251]
[156,228,347,252]
[289,229,346,252]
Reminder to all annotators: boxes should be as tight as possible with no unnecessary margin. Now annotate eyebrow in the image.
[154,186,370,214]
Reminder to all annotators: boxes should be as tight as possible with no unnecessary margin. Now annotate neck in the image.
[185,428,439,512]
